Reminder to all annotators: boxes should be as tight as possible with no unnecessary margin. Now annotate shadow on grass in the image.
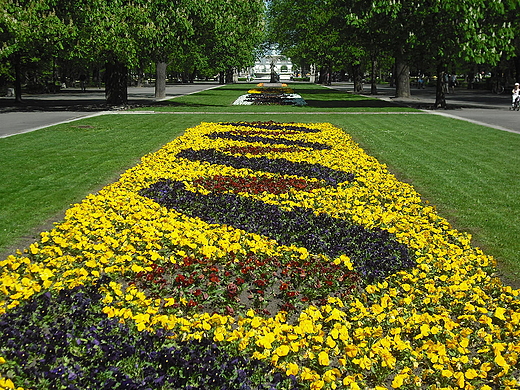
[290,87,400,109]
[150,100,230,108]
[304,98,399,109]
[0,97,112,113]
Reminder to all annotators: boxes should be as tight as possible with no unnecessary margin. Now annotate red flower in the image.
[226,282,238,297]
[225,306,235,316]
[253,279,266,287]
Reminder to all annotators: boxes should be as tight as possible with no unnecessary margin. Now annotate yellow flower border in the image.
[1,122,519,389]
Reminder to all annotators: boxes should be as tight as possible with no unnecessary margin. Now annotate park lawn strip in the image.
[134,82,418,113]
[0,111,519,284]
[0,114,204,256]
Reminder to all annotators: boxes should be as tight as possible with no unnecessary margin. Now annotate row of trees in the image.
[0,0,265,104]
[267,0,520,107]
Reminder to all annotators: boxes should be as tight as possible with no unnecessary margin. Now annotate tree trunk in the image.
[136,62,145,87]
[14,53,23,103]
[514,56,520,83]
[105,61,128,105]
[370,57,378,95]
[352,63,362,93]
[434,65,446,108]
[225,68,234,83]
[395,55,410,98]
[326,63,332,86]
[155,62,167,99]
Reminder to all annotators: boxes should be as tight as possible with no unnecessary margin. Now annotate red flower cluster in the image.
[229,129,301,136]
[127,252,359,318]
[194,174,323,195]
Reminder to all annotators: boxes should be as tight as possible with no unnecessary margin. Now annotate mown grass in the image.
[1,83,519,285]
[136,82,416,112]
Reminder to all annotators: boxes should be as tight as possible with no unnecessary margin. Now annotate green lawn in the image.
[134,82,417,112]
[1,84,519,286]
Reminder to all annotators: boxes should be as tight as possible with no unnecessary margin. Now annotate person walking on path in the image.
[511,83,520,110]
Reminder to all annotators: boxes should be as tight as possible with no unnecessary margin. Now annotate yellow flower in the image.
[464,368,479,379]
[494,307,507,321]
[286,362,299,376]
[310,379,325,390]
[453,371,465,388]
[441,369,453,378]
[391,372,409,388]
[353,355,372,370]
[318,351,330,366]
[274,345,290,357]
[256,332,275,349]
[494,353,510,371]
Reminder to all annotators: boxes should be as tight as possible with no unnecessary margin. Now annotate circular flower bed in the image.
[0,121,519,390]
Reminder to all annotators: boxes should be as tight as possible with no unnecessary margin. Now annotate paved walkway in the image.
[2,81,520,137]
[0,83,221,138]
[329,82,520,134]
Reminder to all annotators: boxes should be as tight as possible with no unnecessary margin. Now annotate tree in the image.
[411,0,518,107]
[191,0,265,84]
[139,0,193,98]
[64,0,151,104]
[0,0,71,102]
[267,0,351,85]
[344,0,517,104]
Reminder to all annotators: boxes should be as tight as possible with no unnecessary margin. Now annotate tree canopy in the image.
[2,0,519,105]
[267,0,519,104]
[0,0,266,103]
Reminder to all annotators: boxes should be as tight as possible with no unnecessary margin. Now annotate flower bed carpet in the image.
[233,84,307,106]
[0,121,519,390]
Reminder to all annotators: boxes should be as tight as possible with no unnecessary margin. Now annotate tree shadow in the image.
[304,98,400,109]
[0,93,113,112]
[149,100,229,109]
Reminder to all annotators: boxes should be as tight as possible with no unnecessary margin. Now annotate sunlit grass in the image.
[135,82,417,112]
[1,84,519,285]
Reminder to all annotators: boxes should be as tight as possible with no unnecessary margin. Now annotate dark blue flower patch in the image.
[206,132,331,151]
[140,180,415,281]
[176,148,354,186]
[0,279,301,390]
[218,121,320,133]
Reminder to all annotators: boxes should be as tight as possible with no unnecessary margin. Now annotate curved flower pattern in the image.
[233,87,307,106]
[140,179,413,281]
[206,131,332,150]
[0,121,519,390]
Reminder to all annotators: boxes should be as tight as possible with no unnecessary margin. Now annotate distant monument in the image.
[270,60,279,83]
[248,53,293,81]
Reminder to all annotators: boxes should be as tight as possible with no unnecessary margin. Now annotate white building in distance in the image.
[249,54,294,81]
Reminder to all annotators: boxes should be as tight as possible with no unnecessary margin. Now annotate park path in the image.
[0,83,221,138]
[1,81,520,137]
[328,82,520,134]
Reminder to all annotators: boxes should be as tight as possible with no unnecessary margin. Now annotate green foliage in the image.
[189,0,266,76]
[267,0,518,87]
[0,0,266,95]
